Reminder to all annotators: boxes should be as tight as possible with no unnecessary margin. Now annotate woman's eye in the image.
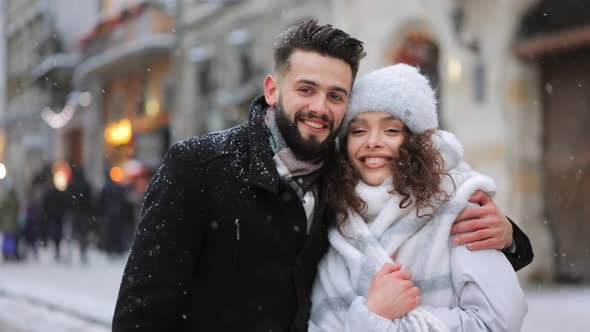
[385,129,401,133]
[350,129,366,134]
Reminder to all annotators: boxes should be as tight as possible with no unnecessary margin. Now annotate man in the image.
[113,20,533,332]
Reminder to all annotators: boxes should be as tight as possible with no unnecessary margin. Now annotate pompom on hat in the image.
[343,64,438,134]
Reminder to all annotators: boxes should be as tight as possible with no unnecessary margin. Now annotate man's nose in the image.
[308,95,329,115]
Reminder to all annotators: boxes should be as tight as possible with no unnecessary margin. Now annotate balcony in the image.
[30,53,80,82]
[74,3,175,83]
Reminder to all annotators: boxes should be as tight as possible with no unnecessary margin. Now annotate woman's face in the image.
[346,111,406,186]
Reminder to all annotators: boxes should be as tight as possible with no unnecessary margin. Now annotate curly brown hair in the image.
[325,127,454,231]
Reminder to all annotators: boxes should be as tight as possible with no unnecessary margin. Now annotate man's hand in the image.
[450,190,513,250]
[367,263,420,320]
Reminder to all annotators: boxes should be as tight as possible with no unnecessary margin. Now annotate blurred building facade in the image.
[172,0,334,139]
[513,0,590,283]
[3,0,52,194]
[0,0,6,167]
[1,0,588,283]
[2,0,97,195]
[74,0,175,187]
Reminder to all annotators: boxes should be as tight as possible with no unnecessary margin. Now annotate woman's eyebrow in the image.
[349,117,367,124]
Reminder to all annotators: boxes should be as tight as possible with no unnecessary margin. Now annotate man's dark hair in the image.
[273,19,366,80]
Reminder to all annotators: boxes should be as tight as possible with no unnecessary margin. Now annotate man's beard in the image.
[274,98,338,161]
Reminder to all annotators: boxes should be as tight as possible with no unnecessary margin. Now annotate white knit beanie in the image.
[343,64,438,134]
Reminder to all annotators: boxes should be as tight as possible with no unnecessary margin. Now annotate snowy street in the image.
[0,247,124,332]
[1,247,589,332]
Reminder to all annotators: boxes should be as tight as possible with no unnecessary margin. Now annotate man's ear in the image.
[264,74,279,107]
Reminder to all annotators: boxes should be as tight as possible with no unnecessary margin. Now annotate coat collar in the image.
[246,95,281,193]
[246,96,330,261]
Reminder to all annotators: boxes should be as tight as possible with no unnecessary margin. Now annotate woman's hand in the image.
[367,263,420,320]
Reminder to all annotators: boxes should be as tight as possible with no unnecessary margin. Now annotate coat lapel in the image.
[246,96,281,194]
[245,96,303,260]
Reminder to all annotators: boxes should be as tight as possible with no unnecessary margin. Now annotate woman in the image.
[309,64,527,331]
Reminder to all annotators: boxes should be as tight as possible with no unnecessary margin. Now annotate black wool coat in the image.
[112,96,534,332]
[113,96,330,332]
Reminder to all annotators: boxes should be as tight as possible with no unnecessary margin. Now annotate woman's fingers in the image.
[374,263,402,279]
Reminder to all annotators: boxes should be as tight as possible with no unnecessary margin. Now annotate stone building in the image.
[3,0,52,193]
[1,0,96,195]
[172,0,333,139]
[74,0,176,187]
[0,0,6,173]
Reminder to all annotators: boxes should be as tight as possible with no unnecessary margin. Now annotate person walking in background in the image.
[65,166,93,264]
[23,185,43,261]
[98,171,132,257]
[41,176,67,262]
[1,180,20,262]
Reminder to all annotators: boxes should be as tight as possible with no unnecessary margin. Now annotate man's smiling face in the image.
[264,50,353,159]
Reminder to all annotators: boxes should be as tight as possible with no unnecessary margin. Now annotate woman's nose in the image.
[366,131,383,149]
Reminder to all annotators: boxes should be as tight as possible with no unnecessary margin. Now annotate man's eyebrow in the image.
[296,79,349,96]
[332,86,350,96]
[297,79,319,87]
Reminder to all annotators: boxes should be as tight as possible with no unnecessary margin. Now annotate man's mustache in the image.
[294,111,334,130]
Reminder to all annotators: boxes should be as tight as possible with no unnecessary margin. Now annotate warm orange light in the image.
[52,160,72,191]
[110,166,124,183]
[104,118,133,146]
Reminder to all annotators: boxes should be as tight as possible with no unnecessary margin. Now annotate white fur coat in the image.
[309,131,527,332]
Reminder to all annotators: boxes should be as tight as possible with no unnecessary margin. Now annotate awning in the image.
[514,25,590,60]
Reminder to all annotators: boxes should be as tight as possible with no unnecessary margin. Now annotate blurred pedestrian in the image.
[0,180,20,262]
[98,171,132,257]
[42,177,67,262]
[23,185,43,261]
[65,166,93,264]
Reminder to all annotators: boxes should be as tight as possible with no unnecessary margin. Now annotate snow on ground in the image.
[0,245,126,331]
[0,296,109,332]
[522,284,590,332]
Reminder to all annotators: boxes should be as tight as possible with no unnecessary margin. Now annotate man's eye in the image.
[299,87,313,94]
[329,93,344,102]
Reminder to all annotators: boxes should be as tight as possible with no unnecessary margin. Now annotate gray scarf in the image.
[264,107,323,200]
